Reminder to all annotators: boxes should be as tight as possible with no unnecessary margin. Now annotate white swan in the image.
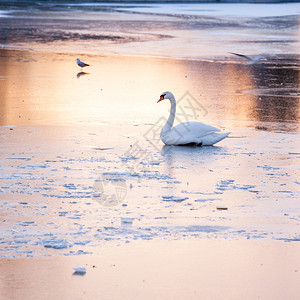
[157,91,230,146]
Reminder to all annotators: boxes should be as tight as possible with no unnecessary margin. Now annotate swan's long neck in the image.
[161,94,176,135]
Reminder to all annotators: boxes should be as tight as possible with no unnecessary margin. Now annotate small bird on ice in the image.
[76,58,90,69]
[229,52,266,65]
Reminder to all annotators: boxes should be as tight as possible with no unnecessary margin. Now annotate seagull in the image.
[76,58,90,69]
[229,52,266,65]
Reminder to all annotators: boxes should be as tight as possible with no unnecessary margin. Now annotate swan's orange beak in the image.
[157,95,164,103]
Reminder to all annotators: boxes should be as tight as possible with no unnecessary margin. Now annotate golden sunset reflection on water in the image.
[1,49,299,132]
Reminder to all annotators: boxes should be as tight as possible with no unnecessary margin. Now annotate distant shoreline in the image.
[1,0,300,4]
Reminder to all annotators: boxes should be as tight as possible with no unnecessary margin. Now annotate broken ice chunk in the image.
[73,266,86,275]
[121,217,135,224]
[162,195,188,202]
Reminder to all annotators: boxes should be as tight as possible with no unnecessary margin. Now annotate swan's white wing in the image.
[174,121,220,134]
[161,121,223,145]
[201,132,230,146]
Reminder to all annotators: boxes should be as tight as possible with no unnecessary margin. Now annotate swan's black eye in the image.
[160,94,166,99]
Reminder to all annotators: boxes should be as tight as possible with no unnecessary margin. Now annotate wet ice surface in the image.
[0,123,299,258]
[0,2,300,259]
[108,3,300,18]
[1,2,300,58]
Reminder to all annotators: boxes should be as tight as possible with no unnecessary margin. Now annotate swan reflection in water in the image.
[161,144,225,169]
[161,144,224,157]
[160,145,227,190]
[77,71,89,79]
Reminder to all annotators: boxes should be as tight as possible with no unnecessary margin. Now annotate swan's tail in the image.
[201,132,230,146]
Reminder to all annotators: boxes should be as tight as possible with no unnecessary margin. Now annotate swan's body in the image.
[157,91,230,146]
[76,58,90,68]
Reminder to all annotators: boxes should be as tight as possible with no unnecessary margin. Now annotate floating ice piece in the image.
[258,165,280,171]
[162,195,188,202]
[43,238,70,249]
[108,177,126,182]
[182,190,219,195]
[140,161,162,165]
[236,184,256,190]
[16,250,32,254]
[141,172,173,180]
[93,147,113,151]
[18,164,48,170]
[278,238,300,242]
[195,198,219,202]
[166,180,181,184]
[185,225,226,233]
[121,156,138,162]
[14,239,30,244]
[218,179,235,186]
[66,250,92,256]
[63,183,77,190]
[18,221,35,226]
[74,240,90,246]
[58,211,68,217]
[73,266,86,275]
[121,217,135,224]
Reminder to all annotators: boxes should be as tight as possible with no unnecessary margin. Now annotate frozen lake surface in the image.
[0,2,300,299]
[0,51,299,258]
[1,2,300,58]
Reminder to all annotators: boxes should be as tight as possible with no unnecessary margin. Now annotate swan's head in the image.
[157,91,174,103]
